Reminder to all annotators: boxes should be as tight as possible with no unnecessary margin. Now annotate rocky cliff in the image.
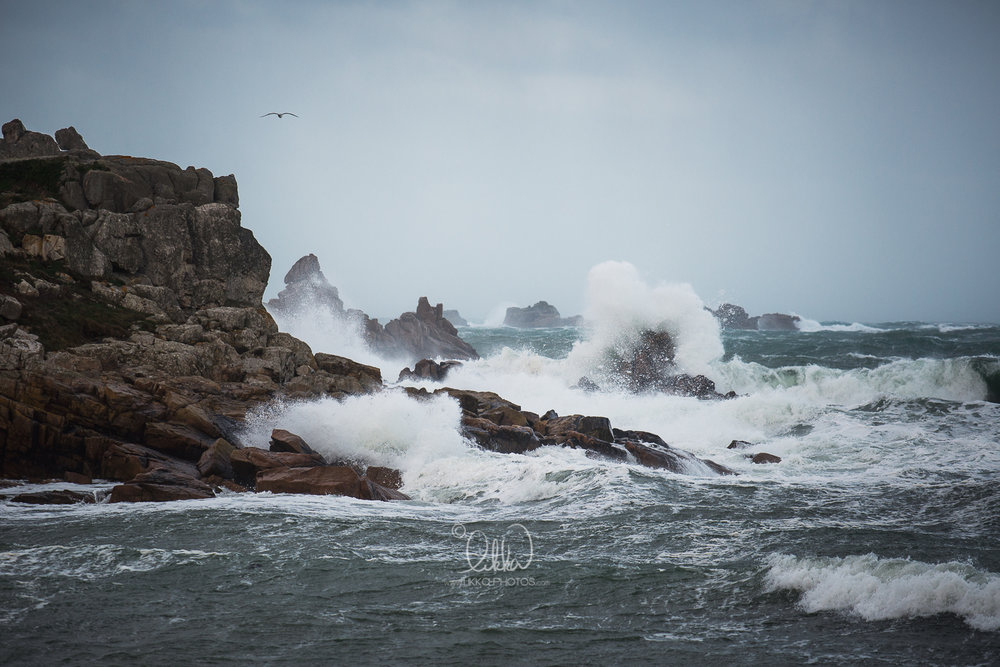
[0,120,389,499]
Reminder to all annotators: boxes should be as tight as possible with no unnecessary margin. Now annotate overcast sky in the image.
[3,0,998,323]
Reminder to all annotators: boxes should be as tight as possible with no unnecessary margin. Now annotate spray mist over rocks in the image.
[566,260,724,382]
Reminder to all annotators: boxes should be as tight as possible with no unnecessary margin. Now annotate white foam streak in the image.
[766,553,1000,631]
[795,317,886,333]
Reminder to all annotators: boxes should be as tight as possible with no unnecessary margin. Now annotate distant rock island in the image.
[709,303,800,331]
[442,309,468,327]
[503,301,583,328]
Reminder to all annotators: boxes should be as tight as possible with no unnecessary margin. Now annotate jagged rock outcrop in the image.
[398,358,463,382]
[709,303,800,331]
[267,254,479,364]
[414,387,734,476]
[581,328,735,399]
[266,253,344,317]
[1,121,265,312]
[0,121,389,499]
[503,301,583,328]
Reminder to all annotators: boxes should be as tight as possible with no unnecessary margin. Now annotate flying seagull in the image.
[260,112,299,118]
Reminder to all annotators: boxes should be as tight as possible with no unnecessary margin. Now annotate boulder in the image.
[364,466,403,490]
[196,438,237,479]
[269,428,318,456]
[397,359,462,382]
[54,127,90,152]
[751,452,782,464]
[255,465,363,497]
[229,447,326,489]
[11,489,101,504]
[0,295,21,321]
[109,467,214,502]
[0,119,59,159]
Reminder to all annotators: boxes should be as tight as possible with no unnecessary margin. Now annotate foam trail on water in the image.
[794,317,886,333]
[765,553,1000,632]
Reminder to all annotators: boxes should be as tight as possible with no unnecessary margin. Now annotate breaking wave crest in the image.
[765,553,1000,631]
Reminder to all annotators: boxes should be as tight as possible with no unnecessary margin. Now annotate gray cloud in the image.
[3,0,998,322]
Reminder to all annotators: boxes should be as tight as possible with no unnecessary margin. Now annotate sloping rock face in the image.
[503,301,582,328]
[266,253,344,317]
[0,121,386,494]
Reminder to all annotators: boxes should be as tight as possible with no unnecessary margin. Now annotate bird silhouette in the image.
[260,112,299,118]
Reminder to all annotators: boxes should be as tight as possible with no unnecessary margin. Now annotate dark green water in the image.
[3,322,999,664]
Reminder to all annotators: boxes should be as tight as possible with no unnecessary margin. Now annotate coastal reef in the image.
[1,119,734,505]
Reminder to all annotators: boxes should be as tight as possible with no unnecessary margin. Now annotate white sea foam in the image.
[794,317,886,333]
[267,295,394,370]
[765,553,1000,631]
[565,261,723,379]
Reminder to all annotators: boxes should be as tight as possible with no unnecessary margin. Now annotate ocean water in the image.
[3,267,1000,664]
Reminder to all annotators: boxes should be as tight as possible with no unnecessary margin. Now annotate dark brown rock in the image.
[359,476,410,501]
[64,471,93,484]
[365,466,403,490]
[397,358,463,382]
[269,428,317,456]
[543,415,615,442]
[314,353,382,392]
[462,416,543,455]
[143,421,215,461]
[727,440,753,450]
[101,443,199,482]
[196,438,237,479]
[751,452,782,464]
[109,467,214,502]
[11,489,100,504]
[256,465,363,497]
[229,447,326,489]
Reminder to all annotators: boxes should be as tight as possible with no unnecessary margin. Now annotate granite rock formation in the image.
[267,254,479,364]
[1,120,738,504]
[0,121,386,499]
